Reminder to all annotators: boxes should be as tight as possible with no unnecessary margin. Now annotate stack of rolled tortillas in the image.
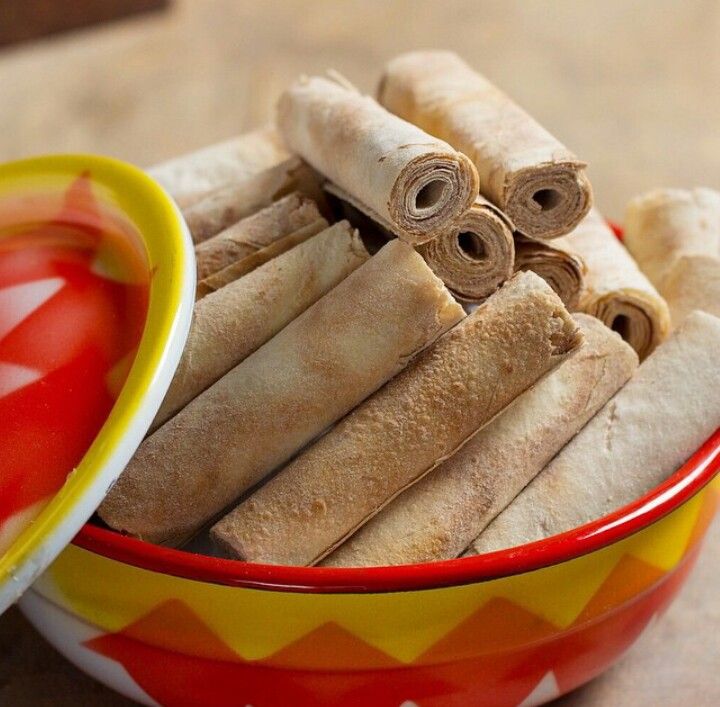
[99,52,720,567]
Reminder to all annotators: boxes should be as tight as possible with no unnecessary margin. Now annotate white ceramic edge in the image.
[0,195,195,615]
[19,588,159,706]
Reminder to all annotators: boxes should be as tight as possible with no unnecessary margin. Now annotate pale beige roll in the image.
[624,187,720,286]
[378,51,592,240]
[183,156,326,243]
[196,218,328,299]
[323,314,636,567]
[152,221,369,429]
[211,271,583,567]
[468,310,720,555]
[570,210,670,360]
[148,126,288,208]
[194,193,324,280]
[624,188,720,326]
[277,74,479,245]
[416,197,515,302]
[514,234,587,310]
[99,240,465,545]
[660,255,720,324]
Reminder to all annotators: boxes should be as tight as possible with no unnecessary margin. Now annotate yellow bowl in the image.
[0,154,194,614]
[20,432,720,706]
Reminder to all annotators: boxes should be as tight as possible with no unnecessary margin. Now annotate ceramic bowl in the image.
[15,212,720,706]
[21,437,720,706]
[0,154,194,613]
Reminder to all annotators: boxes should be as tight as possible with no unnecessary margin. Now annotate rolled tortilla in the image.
[211,271,582,567]
[152,221,368,429]
[378,51,592,240]
[148,126,288,208]
[658,255,720,325]
[416,197,515,302]
[277,74,479,245]
[99,240,465,545]
[570,210,670,360]
[467,310,720,555]
[624,188,720,326]
[326,183,514,302]
[194,193,324,280]
[624,187,720,286]
[183,156,326,243]
[514,234,587,310]
[195,218,328,299]
[323,314,636,567]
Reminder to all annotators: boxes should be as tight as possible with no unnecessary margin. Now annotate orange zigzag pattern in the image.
[85,552,678,671]
[85,551,699,707]
[83,487,718,707]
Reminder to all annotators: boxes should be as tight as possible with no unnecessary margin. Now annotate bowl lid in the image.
[0,154,195,614]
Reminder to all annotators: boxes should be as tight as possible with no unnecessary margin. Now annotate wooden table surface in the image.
[1,1,719,704]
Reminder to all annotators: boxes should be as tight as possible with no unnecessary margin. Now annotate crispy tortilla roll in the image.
[183,156,326,243]
[99,241,465,545]
[325,183,514,302]
[378,51,592,240]
[514,234,587,309]
[467,310,720,555]
[658,255,720,325]
[152,222,368,429]
[569,210,670,359]
[624,188,720,325]
[211,271,582,567]
[196,218,328,298]
[624,188,720,286]
[194,193,324,280]
[148,126,288,208]
[416,197,515,302]
[277,74,479,245]
[323,315,636,567]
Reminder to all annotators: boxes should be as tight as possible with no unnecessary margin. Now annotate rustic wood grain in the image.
[0,1,718,704]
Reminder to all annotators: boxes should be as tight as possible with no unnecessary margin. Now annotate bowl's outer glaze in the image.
[21,477,719,707]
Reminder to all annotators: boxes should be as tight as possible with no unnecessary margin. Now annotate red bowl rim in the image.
[74,428,720,593]
[71,221,720,593]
